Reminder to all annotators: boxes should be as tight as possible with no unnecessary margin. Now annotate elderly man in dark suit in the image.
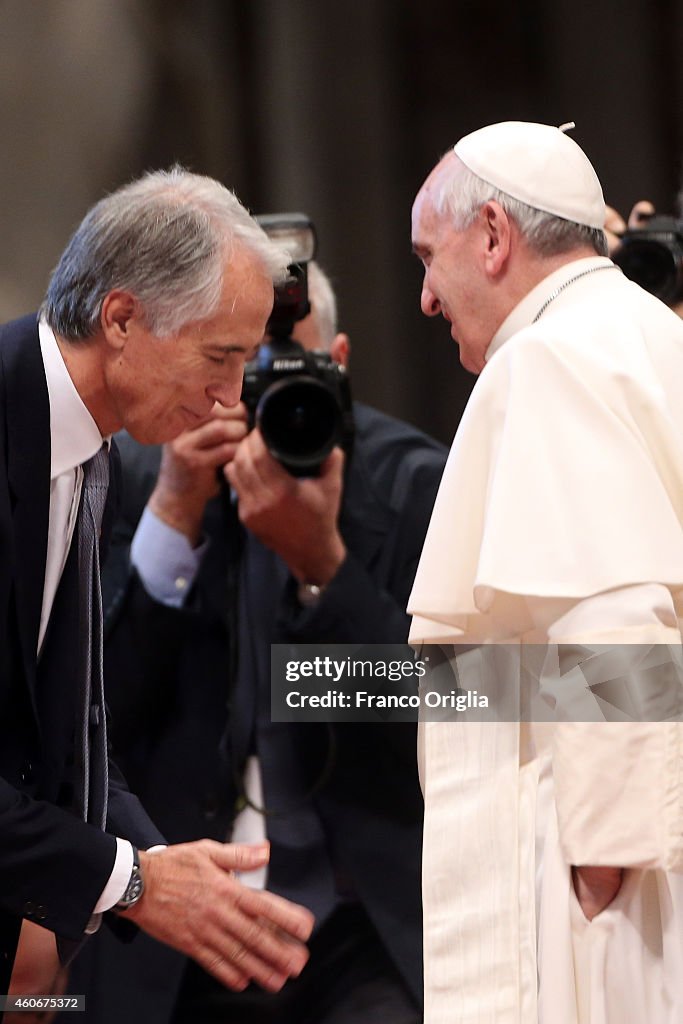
[0,168,315,1018]
[66,261,447,1023]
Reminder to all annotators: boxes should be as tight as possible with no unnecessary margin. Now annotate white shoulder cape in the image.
[409,266,683,643]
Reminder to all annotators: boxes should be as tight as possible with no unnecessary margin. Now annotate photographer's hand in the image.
[225,428,346,585]
[604,200,655,255]
[149,403,248,544]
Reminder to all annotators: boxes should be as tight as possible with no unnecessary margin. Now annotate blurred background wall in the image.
[1,0,682,444]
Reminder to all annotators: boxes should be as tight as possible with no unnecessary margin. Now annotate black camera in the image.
[612,215,683,304]
[241,213,355,477]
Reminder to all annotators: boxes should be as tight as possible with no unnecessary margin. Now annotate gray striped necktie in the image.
[77,444,109,829]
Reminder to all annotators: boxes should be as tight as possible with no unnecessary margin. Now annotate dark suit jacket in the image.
[0,316,163,1005]
[68,403,446,1023]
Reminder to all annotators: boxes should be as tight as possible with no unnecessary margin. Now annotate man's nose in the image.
[421,285,441,317]
[206,378,243,408]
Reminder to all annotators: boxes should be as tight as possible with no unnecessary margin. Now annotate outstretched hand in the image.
[121,841,314,993]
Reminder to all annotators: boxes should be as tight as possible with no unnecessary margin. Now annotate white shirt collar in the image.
[485,256,616,364]
[38,320,106,479]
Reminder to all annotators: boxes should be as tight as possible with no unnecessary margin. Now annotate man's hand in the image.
[148,403,248,544]
[121,841,314,993]
[572,865,624,921]
[225,428,346,585]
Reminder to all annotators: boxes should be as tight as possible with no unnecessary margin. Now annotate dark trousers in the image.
[171,904,421,1024]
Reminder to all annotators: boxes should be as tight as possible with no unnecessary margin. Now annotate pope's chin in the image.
[457,341,485,376]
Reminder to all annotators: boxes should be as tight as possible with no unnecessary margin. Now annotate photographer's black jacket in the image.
[67,402,447,1023]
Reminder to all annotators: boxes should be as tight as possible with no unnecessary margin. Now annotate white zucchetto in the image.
[454,121,605,230]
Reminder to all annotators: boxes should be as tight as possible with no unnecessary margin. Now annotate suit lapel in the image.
[0,315,50,716]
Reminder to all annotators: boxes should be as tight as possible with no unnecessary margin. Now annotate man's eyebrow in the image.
[412,242,430,258]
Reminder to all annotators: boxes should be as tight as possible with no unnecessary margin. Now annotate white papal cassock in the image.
[408,256,683,1023]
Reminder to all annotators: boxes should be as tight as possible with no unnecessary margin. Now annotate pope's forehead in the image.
[412,152,460,218]
[411,191,433,233]
[421,149,458,195]
[424,149,459,190]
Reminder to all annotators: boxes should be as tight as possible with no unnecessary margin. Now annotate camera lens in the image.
[256,376,341,470]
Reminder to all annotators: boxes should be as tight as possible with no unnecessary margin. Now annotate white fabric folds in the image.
[410,259,683,1023]
[409,259,683,645]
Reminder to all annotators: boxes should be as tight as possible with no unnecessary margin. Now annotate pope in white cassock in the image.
[408,121,683,1024]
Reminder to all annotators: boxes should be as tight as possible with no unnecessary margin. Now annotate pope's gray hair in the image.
[41,166,290,340]
[433,156,608,258]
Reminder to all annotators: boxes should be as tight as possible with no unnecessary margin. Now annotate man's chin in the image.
[125,408,206,445]
[125,421,181,446]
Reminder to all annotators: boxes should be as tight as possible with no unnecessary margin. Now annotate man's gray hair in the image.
[42,166,290,340]
[433,157,609,258]
[307,261,338,349]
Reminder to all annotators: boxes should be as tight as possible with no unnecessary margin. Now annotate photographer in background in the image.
[64,259,447,1024]
[605,197,683,316]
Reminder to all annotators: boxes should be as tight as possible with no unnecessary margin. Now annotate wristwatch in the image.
[297,582,327,608]
[114,846,145,912]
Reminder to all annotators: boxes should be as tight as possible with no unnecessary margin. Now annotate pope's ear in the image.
[330,333,350,368]
[100,291,139,349]
[482,201,512,276]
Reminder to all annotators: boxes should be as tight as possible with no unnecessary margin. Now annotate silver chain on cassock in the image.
[533,264,618,323]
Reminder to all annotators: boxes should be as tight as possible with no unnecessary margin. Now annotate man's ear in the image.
[482,201,512,277]
[100,290,139,350]
[329,333,350,368]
